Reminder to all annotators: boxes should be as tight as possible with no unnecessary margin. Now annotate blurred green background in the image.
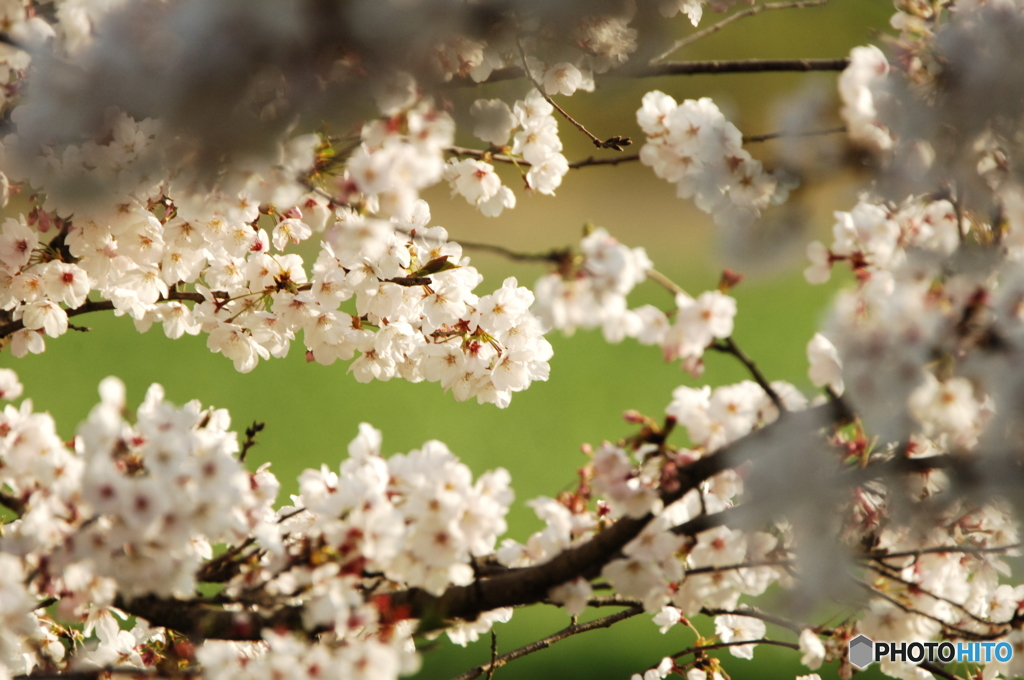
[2,2,896,679]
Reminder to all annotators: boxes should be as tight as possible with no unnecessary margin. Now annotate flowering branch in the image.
[516,37,632,152]
[392,401,846,622]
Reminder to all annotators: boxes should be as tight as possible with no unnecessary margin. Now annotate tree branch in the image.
[0,299,116,339]
[113,403,845,642]
[630,58,850,78]
[650,1,830,64]
[15,669,165,680]
[455,239,569,264]
[115,594,308,642]
[743,125,847,144]
[516,38,631,152]
[391,402,844,622]
[449,606,644,680]
[0,488,26,517]
[709,337,785,412]
[458,58,850,87]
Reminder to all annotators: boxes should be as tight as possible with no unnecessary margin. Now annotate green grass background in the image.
[1,2,898,678]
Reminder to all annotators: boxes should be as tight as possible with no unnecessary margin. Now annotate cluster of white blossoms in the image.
[1,376,280,599]
[287,423,513,598]
[445,89,571,217]
[533,227,652,339]
[0,375,276,674]
[804,194,960,285]
[347,96,456,219]
[532,227,739,374]
[838,45,894,152]
[666,379,808,452]
[197,631,418,680]
[637,92,790,229]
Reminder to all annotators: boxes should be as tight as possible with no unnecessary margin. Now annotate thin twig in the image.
[516,37,631,151]
[858,583,1003,641]
[709,337,785,412]
[449,145,644,170]
[485,631,499,680]
[702,606,822,635]
[866,543,1021,561]
[568,153,641,169]
[864,560,1004,629]
[449,606,644,680]
[448,124,843,172]
[670,637,800,660]
[744,125,846,144]
[647,269,686,296]
[456,240,567,264]
[919,660,966,680]
[650,1,829,64]
[239,421,265,463]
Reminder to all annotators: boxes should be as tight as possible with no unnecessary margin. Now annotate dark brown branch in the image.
[115,594,308,642]
[197,538,257,583]
[449,606,644,680]
[15,669,164,680]
[0,299,115,339]
[0,488,26,516]
[387,276,433,287]
[115,404,843,641]
[633,58,850,78]
[569,153,642,169]
[0,288,216,339]
[239,421,265,463]
[456,58,850,86]
[709,337,785,412]
[650,0,830,64]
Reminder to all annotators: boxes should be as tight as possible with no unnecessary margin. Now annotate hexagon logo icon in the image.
[849,634,874,669]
